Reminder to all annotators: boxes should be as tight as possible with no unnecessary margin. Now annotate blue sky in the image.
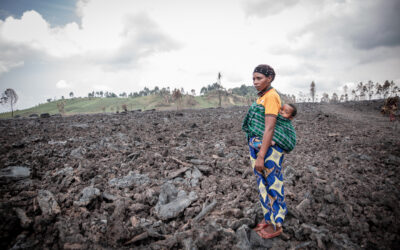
[0,0,78,26]
[0,0,399,112]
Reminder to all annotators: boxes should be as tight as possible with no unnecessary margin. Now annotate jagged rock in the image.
[0,101,397,249]
[70,147,87,159]
[40,113,50,118]
[73,187,100,207]
[37,190,60,216]
[14,208,32,229]
[0,166,30,181]
[235,224,273,250]
[154,183,197,220]
[108,171,150,188]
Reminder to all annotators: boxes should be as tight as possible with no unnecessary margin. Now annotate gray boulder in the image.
[74,187,101,207]
[37,190,61,216]
[154,183,197,220]
[0,166,30,181]
[109,171,150,188]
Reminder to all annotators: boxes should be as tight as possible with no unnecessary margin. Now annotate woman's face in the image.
[253,72,272,92]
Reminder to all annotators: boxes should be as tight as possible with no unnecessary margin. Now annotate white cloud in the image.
[56,80,71,89]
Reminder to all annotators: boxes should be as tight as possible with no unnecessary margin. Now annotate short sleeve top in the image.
[256,88,281,115]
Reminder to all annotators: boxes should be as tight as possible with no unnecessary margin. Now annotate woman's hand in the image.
[255,155,265,173]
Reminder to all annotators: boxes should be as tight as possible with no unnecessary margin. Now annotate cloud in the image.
[242,0,300,17]
[0,34,35,76]
[103,12,182,68]
[56,80,71,89]
[0,7,181,69]
[297,0,400,50]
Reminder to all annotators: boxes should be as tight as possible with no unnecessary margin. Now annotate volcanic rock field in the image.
[0,100,399,249]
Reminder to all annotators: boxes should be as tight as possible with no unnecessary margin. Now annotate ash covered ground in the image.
[0,100,399,249]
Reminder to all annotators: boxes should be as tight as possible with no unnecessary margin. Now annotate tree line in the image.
[304,80,399,103]
[2,77,398,117]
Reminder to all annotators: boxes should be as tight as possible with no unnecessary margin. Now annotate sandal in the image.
[256,227,283,239]
[253,221,269,232]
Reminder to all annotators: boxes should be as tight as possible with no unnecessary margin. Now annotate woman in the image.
[242,64,287,239]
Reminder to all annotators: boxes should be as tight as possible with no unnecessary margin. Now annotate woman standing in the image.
[242,64,286,239]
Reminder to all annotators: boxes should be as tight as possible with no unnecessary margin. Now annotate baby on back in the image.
[251,103,297,152]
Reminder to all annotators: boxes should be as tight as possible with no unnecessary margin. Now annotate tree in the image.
[351,89,357,101]
[356,82,365,100]
[172,88,182,110]
[69,91,74,98]
[216,72,224,107]
[1,88,18,117]
[200,87,207,95]
[343,85,348,102]
[143,87,150,96]
[366,81,374,100]
[310,81,316,102]
[321,93,329,103]
[375,82,383,99]
[382,80,391,99]
[331,93,338,103]
[389,81,396,97]
[191,89,196,96]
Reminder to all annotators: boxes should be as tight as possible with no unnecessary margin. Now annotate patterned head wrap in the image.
[254,64,275,82]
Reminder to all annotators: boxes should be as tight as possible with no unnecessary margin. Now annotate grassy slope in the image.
[0,94,250,118]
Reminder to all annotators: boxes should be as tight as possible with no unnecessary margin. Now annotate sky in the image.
[0,0,399,111]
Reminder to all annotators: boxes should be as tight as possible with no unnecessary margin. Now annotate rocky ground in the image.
[0,100,399,249]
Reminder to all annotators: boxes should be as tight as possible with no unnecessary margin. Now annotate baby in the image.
[251,103,297,152]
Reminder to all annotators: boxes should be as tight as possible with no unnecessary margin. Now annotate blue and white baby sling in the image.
[249,136,287,229]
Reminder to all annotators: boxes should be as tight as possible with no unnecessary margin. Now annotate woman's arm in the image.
[255,115,277,173]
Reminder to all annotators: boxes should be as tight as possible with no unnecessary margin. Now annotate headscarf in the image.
[254,64,275,82]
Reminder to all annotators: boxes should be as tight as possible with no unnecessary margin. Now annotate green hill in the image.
[0,94,253,118]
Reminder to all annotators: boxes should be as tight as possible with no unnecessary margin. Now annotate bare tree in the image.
[1,88,18,117]
[217,72,223,107]
[351,89,357,101]
[366,81,374,100]
[310,81,316,102]
[172,88,183,110]
[375,82,383,99]
[382,80,391,99]
[389,81,396,97]
[356,82,365,100]
[343,85,348,102]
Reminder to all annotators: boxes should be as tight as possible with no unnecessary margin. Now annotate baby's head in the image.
[280,103,297,120]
